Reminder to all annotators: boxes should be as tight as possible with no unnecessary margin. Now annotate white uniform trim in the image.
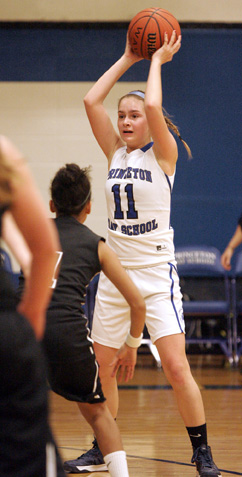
[46,442,57,477]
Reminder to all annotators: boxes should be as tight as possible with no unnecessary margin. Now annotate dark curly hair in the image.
[50,163,92,216]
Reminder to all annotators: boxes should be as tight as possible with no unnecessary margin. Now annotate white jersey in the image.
[105,143,176,267]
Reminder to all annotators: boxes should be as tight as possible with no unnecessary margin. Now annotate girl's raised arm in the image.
[145,31,181,175]
[84,34,142,165]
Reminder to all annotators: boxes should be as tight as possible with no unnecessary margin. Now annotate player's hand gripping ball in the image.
[128,7,181,60]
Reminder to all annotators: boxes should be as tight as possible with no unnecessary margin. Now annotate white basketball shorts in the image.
[92,261,185,349]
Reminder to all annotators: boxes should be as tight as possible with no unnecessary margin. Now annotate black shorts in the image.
[42,318,105,404]
[0,308,65,477]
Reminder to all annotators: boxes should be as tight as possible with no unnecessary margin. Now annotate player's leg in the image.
[155,334,221,476]
[93,343,119,417]
[63,399,129,476]
[80,401,129,477]
[65,343,124,474]
[79,401,122,454]
[148,262,222,477]
[64,272,131,473]
[65,343,122,474]
[156,333,205,424]
[92,270,131,416]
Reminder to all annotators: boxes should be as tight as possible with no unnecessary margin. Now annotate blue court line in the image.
[60,447,242,475]
[204,385,242,390]
[118,384,242,390]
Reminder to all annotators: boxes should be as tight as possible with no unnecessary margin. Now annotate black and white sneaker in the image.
[191,444,222,476]
[63,439,107,474]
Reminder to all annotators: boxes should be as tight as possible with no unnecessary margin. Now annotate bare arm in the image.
[221,224,242,270]
[84,34,142,166]
[0,136,60,339]
[98,240,146,381]
[145,31,181,176]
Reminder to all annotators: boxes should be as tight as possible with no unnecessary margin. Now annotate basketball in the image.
[128,7,181,60]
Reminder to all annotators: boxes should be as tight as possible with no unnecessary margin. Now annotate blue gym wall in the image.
[1,23,242,258]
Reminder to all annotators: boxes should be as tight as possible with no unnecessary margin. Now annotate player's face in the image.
[117,97,151,152]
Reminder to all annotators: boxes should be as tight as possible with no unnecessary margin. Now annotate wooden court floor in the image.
[50,351,242,476]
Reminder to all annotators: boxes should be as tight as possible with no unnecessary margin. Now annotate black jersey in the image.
[42,216,105,403]
[48,216,103,323]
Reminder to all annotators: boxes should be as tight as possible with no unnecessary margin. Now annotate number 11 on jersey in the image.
[112,183,138,220]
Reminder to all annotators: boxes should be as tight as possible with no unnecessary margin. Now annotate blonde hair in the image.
[0,146,17,206]
[119,91,192,159]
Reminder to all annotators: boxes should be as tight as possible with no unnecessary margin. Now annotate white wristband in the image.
[125,331,143,348]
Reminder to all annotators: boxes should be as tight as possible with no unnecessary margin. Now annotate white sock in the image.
[103,450,129,477]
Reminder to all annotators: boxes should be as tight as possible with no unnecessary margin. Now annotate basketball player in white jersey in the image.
[64,31,222,477]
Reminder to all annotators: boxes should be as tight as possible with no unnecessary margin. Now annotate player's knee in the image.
[81,401,107,426]
[164,359,190,388]
[94,348,116,378]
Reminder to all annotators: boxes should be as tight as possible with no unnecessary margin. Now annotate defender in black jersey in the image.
[38,163,146,475]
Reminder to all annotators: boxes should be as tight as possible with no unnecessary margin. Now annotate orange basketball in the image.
[128,7,181,60]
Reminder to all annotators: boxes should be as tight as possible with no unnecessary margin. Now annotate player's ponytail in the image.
[163,112,192,159]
